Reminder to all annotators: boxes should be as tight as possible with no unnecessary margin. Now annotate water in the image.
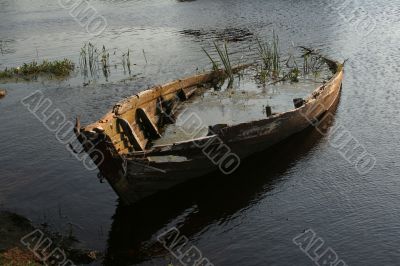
[1,0,400,265]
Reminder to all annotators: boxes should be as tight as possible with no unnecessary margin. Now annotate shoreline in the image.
[0,210,101,265]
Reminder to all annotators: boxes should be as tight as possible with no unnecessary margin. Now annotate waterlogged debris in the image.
[0,59,74,81]
[0,89,6,98]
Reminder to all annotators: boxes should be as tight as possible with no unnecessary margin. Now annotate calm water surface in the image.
[1,0,400,265]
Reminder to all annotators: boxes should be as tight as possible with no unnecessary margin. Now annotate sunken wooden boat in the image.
[75,58,344,205]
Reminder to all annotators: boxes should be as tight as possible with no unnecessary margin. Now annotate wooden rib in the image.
[117,118,145,151]
[136,108,161,139]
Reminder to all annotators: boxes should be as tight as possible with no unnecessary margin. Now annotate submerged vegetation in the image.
[79,42,134,80]
[254,32,326,85]
[256,30,280,78]
[79,42,98,77]
[0,31,329,86]
[0,59,74,80]
[203,41,233,77]
[121,49,132,74]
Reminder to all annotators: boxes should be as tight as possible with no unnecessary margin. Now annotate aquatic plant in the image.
[285,54,300,82]
[127,49,131,74]
[202,47,220,72]
[271,30,280,77]
[299,46,325,75]
[100,45,110,79]
[80,43,137,79]
[80,42,99,77]
[214,41,233,79]
[289,67,300,82]
[142,49,148,64]
[203,41,234,83]
[79,45,88,76]
[255,65,268,85]
[0,59,74,80]
[256,30,281,78]
[254,36,333,85]
[256,38,271,72]
[121,49,132,74]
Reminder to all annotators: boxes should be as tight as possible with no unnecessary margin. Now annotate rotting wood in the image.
[75,61,343,205]
[265,106,272,117]
[0,89,6,98]
[117,117,145,151]
[293,98,305,108]
[136,108,161,139]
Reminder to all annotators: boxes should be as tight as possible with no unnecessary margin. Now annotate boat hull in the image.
[105,70,343,204]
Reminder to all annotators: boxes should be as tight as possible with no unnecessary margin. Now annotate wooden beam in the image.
[136,108,161,140]
[117,118,145,151]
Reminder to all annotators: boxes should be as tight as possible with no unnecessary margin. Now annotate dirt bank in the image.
[0,211,101,265]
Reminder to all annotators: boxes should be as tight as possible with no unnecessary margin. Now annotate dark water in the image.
[1,0,400,265]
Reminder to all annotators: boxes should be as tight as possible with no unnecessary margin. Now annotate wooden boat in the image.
[75,57,344,205]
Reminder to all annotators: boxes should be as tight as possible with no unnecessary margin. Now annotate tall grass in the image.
[256,30,280,78]
[299,47,324,76]
[202,41,235,88]
[127,49,131,74]
[122,49,132,74]
[214,41,233,79]
[80,43,137,79]
[100,45,110,79]
[203,41,234,80]
[202,47,219,72]
[79,42,98,77]
[254,32,332,84]
[142,49,148,64]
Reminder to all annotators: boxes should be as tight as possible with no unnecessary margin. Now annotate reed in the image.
[289,67,300,82]
[271,30,280,77]
[121,49,132,74]
[142,49,148,64]
[214,41,233,79]
[285,53,300,82]
[202,47,219,72]
[203,41,234,82]
[257,66,269,84]
[79,44,88,76]
[256,30,281,78]
[127,49,131,74]
[100,45,110,79]
[256,38,272,73]
[79,42,99,77]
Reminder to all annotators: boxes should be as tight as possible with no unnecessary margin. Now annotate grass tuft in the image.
[256,30,280,79]
[214,41,233,79]
[0,59,74,80]
[203,41,234,87]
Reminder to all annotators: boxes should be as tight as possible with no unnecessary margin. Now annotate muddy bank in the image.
[0,211,101,265]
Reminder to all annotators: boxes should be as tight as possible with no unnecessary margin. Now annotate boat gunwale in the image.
[127,63,344,156]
